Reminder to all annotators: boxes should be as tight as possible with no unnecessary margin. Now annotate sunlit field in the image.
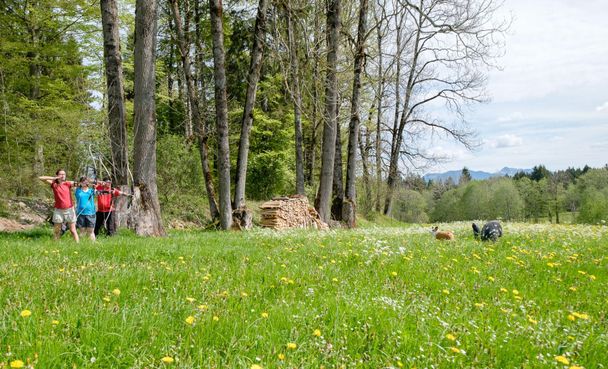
[1,223,606,368]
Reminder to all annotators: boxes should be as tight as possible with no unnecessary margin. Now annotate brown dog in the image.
[432,226,454,240]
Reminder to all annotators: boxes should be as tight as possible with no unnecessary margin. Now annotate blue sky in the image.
[425,0,608,173]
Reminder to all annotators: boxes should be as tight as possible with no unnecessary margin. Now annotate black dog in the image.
[472,221,502,242]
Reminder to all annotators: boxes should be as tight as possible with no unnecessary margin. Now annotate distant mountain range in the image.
[423,167,532,183]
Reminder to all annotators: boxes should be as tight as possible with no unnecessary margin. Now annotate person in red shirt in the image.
[39,169,80,242]
[95,177,130,236]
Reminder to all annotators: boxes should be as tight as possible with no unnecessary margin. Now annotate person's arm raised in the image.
[38,176,59,185]
[115,189,132,197]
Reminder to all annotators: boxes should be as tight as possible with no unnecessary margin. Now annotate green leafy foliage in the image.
[575,169,608,224]
[156,135,209,223]
[245,109,295,200]
[0,0,100,196]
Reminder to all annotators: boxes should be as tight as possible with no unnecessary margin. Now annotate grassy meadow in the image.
[0,223,607,368]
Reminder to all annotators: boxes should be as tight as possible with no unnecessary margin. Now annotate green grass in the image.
[1,223,607,368]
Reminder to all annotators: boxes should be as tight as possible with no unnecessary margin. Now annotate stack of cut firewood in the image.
[260,195,328,230]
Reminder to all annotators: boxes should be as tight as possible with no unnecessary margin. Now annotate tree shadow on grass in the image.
[0,226,52,241]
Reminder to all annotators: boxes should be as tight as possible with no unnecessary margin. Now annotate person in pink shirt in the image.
[39,169,79,242]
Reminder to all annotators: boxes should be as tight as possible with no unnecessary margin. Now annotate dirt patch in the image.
[0,217,35,232]
[0,198,51,232]
[9,199,49,224]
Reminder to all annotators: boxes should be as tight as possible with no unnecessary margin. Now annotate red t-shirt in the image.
[51,181,73,209]
[96,185,121,212]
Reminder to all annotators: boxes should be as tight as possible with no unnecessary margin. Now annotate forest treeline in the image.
[1,0,604,231]
[391,165,608,225]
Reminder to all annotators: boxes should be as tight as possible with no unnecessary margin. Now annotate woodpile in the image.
[260,195,329,230]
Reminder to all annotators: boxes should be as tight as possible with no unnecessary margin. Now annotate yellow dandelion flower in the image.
[103,297,111,302]
[474,302,485,308]
[186,297,196,303]
[567,336,575,341]
[332,278,338,282]
[500,287,508,293]
[572,312,589,320]
[555,355,570,365]
[569,365,583,369]
[161,356,175,364]
[198,304,208,311]
[569,286,577,292]
[450,347,461,353]
[52,320,60,325]
[390,271,398,277]
[20,310,32,318]
[241,292,248,297]
[10,360,24,368]
[446,333,456,341]
[185,316,195,325]
[397,360,404,368]
[112,288,121,296]
[286,342,297,350]
[512,289,519,295]
[487,276,495,282]
[568,314,576,321]
[213,315,219,321]
[528,317,538,325]
[251,365,263,369]
[278,353,285,360]
[589,275,596,280]
[442,289,450,295]
[261,312,269,319]
[313,329,322,337]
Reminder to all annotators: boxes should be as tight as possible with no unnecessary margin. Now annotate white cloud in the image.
[497,111,525,122]
[423,146,472,161]
[596,101,608,112]
[484,134,524,149]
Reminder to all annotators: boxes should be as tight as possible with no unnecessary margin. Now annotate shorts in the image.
[52,207,76,224]
[77,214,96,229]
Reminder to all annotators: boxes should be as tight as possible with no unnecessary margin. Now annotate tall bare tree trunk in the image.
[192,1,220,221]
[131,0,165,236]
[305,3,321,186]
[358,117,372,214]
[331,121,344,220]
[343,0,369,227]
[26,12,43,179]
[209,0,233,230]
[233,0,269,209]
[385,9,404,216]
[384,7,422,216]
[101,0,130,230]
[375,6,384,213]
[284,2,305,195]
[167,16,176,123]
[331,119,344,221]
[170,0,220,221]
[315,0,341,223]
